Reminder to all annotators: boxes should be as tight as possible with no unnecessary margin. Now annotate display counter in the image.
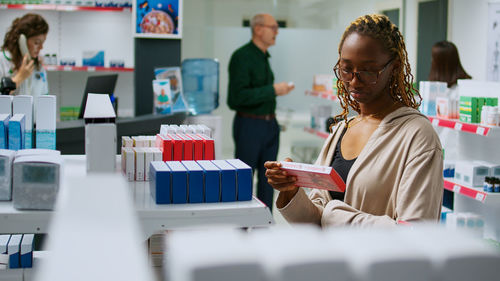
[0,155,274,240]
[56,112,187,154]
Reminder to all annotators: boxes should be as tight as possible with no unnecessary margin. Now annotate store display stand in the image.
[0,155,274,240]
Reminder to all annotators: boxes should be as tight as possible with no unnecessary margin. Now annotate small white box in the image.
[121,136,133,147]
[134,147,145,181]
[151,147,162,161]
[0,95,13,116]
[85,124,116,173]
[454,161,489,187]
[144,148,154,181]
[15,149,60,158]
[179,125,193,134]
[474,161,500,178]
[35,95,56,150]
[13,95,33,149]
[123,147,135,181]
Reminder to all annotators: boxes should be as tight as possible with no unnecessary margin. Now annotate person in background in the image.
[265,14,443,226]
[428,40,471,88]
[0,13,49,97]
[227,13,294,212]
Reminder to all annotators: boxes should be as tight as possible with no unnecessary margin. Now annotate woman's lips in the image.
[350,90,364,99]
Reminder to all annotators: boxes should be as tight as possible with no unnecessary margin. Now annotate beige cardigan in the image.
[279,107,443,227]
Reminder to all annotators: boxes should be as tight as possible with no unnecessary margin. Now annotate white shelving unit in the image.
[0,7,135,118]
[0,155,274,240]
[430,116,500,242]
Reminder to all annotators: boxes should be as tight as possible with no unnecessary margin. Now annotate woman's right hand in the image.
[12,54,35,87]
[265,158,299,208]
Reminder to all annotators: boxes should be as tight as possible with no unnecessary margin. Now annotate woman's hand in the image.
[12,54,35,87]
[265,158,299,208]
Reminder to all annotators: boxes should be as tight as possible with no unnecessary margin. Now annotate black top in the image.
[329,128,357,201]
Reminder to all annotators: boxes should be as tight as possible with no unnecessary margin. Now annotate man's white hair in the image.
[250,13,268,35]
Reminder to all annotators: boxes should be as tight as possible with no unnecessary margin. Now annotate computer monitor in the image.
[78,74,118,119]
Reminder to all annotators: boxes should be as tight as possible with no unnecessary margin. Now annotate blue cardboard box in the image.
[149,161,171,204]
[181,161,204,203]
[8,114,24,151]
[211,160,237,202]
[197,160,220,203]
[226,159,253,201]
[20,234,34,268]
[7,234,22,268]
[0,114,9,149]
[165,161,187,204]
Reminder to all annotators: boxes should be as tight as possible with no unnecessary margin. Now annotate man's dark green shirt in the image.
[227,41,276,115]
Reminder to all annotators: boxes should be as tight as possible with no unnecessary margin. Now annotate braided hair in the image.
[334,14,420,123]
[2,13,49,71]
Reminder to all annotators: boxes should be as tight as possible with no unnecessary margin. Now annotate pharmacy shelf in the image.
[0,4,131,12]
[305,90,338,101]
[304,126,329,139]
[0,155,274,239]
[44,65,134,72]
[443,179,500,205]
[427,116,496,136]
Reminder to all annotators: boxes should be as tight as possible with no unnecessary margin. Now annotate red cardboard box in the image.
[280,161,345,192]
[197,134,215,160]
[167,134,184,161]
[155,134,173,161]
[186,133,204,160]
[177,134,193,160]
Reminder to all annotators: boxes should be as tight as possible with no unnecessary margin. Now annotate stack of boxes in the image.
[149,159,252,204]
[459,96,498,124]
[0,95,57,151]
[0,234,34,269]
[121,136,162,182]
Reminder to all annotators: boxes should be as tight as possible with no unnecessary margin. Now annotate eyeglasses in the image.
[259,24,279,32]
[333,59,393,85]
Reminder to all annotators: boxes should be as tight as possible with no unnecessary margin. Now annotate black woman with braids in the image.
[264,14,443,227]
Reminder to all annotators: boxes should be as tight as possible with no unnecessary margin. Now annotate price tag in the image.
[475,192,485,202]
[25,5,35,10]
[454,123,463,131]
[432,119,439,126]
[453,185,461,193]
[88,67,96,72]
[63,66,72,71]
[476,127,485,135]
[0,4,8,9]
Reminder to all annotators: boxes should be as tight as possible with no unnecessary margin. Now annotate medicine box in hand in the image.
[280,161,346,192]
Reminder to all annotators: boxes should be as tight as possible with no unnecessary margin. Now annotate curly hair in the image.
[2,13,49,71]
[334,14,420,123]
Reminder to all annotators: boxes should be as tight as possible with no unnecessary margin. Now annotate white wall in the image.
[447,0,499,81]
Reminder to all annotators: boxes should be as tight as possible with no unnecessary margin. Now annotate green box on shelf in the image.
[459,96,485,123]
[486,97,498,106]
